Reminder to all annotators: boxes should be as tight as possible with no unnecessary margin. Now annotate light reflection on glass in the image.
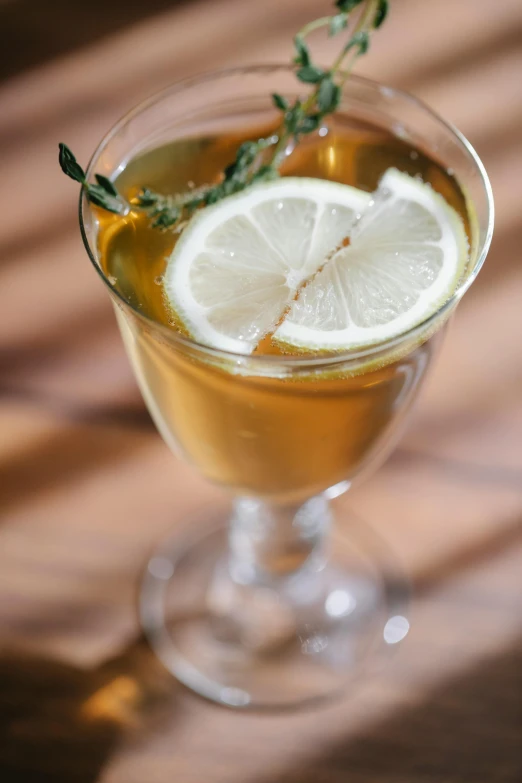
[383,615,410,644]
[148,556,174,580]
[301,634,329,655]
[220,687,251,707]
[325,589,356,618]
[327,145,336,171]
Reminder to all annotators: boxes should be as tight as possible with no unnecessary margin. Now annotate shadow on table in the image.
[0,636,179,783]
[1,635,521,782]
[255,636,522,783]
[0,0,190,82]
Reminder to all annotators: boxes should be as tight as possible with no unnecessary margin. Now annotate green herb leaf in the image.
[344,30,370,55]
[336,0,364,12]
[204,188,220,206]
[317,77,341,114]
[296,65,326,84]
[252,164,279,183]
[374,0,388,28]
[136,187,159,207]
[236,141,258,166]
[298,113,322,134]
[153,209,180,229]
[185,197,204,214]
[223,161,238,179]
[58,0,389,233]
[329,13,348,36]
[293,35,310,66]
[284,100,303,134]
[58,143,86,184]
[356,30,370,53]
[86,185,124,214]
[95,173,118,197]
[272,93,289,111]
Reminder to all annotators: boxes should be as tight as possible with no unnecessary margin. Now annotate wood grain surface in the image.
[1,1,521,781]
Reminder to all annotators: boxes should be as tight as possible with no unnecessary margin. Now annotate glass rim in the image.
[79,64,494,369]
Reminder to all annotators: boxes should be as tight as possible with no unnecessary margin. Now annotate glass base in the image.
[139,508,409,710]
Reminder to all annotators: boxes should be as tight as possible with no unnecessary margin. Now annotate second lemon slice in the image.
[274,169,469,352]
[164,177,371,353]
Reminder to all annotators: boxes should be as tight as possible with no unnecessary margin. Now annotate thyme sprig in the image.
[59,0,388,230]
[59,143,127,215]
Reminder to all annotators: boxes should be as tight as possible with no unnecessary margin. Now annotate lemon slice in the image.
[274,168,468,352]
[164,177,371,353]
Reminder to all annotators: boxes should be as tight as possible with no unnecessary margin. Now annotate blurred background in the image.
[0,1,521,781]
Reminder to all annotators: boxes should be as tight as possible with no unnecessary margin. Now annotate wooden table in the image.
[1,1,521,780]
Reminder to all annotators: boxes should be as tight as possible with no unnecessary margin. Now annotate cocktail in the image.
[63,1,493,708]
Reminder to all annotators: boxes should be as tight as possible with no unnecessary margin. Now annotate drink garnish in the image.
[274,169,468,352]
[163,177,371,352]
[59,0,388,229]
[162,170,467,353]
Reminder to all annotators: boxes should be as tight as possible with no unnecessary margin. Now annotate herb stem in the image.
[59,0,388,231]
[298,16,334,38]
[270,0,380,169]
[333,0,378,73]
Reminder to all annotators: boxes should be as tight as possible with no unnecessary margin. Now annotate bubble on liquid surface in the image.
[108,275,117,285]
[410,150,419,160]
[154,275,164,285]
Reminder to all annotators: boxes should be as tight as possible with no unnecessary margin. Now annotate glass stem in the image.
[228,495,332,586]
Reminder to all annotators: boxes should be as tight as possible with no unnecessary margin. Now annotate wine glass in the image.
[80,66,494,709]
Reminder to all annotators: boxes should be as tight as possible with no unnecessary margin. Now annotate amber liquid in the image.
[99,120,470,502]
